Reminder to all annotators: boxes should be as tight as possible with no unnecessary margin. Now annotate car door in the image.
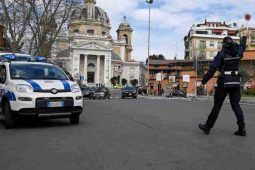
[0,65,7,113]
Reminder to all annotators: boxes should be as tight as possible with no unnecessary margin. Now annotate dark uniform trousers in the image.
[206,86,245,128]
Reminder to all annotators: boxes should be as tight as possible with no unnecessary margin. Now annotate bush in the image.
[121,78,127,86]
[110,76,118,86]
[243,89,255,96]
[130,79,138,86]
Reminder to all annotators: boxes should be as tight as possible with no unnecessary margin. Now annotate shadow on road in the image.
[0,117,89,129]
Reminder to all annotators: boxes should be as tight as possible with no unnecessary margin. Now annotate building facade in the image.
[238,27,255,51]
[148,57,255,96]
[53,0,145,87]
[184,20,239,60]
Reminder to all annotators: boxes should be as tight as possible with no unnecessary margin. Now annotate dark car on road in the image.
[81,86,92,99]
[122,85,137,99]
[92,87,111,99]
[172,89,186,97]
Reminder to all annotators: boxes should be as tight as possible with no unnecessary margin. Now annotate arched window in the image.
[88,63,96,72]
[123,34,128,44]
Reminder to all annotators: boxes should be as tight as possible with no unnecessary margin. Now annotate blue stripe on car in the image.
[61,80,71,90]
[6,91,16,101]
[11,92,16,101]
[25,80,42,91]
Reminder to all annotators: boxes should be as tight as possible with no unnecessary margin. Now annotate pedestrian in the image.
[199,35,248,136]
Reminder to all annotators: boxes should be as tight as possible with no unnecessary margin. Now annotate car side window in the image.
[0,65,7,84]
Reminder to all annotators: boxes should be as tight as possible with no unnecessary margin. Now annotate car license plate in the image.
[47,101,64,107]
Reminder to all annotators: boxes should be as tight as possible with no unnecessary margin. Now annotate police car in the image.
[0,54,83,128]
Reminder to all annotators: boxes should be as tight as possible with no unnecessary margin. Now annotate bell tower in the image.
[84,0,96,4]
[117,16,133,62]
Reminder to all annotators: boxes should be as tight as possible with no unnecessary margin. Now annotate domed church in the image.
[53,0,145,87]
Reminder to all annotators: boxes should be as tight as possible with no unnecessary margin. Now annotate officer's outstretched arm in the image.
[201,52,222,85]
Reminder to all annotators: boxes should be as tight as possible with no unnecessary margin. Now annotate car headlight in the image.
[16,84,33,93]
[71,84,81,93]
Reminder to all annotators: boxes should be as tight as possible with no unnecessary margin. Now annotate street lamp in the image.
[195,54,198,98]
[146,0,153,95]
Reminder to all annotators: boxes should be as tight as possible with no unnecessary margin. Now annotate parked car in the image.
[122,85,137,99]
[90,86,96,93]
[172,89,186,97]
[92,87,111,99]
[80,86,92,99]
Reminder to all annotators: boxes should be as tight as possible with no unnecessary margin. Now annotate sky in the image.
[92,0,255,61]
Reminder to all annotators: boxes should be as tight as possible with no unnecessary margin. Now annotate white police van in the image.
[0,54,83,128]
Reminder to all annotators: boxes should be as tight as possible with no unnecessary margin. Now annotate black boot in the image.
[234,124,246,136]
[199,123,210,135]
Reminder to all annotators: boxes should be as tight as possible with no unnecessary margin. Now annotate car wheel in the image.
[4,102,16,129]
[70,114,80,125]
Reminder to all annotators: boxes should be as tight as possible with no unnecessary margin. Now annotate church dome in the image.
[70,0,110,26]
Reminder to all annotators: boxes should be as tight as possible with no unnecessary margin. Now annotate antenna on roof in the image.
[175,42,178,59]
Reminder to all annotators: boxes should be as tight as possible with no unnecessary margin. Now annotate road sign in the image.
[183,75,190,82]
[156,73,162,81]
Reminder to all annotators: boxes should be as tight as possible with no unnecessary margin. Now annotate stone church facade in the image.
[53,0,146,87]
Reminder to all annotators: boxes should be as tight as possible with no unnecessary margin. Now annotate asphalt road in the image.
[1,90,255,170]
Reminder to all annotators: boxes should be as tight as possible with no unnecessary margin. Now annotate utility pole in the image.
[195,53,198,98]
[146,0,153,95]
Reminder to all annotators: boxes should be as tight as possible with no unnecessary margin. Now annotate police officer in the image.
[199,35,247,136]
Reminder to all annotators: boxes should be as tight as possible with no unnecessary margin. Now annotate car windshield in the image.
[81,86,90,91]
[10,63,68,80]
[95,87,104,92]
[124,86,135,91]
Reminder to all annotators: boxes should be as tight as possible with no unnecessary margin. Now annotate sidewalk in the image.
[141,95,255,105]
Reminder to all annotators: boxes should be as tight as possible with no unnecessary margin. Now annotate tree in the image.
[28,0,78,58]
[146,54,166,64]
[130,79,138,86]
[1,0,79,57]
[121,78,127,86]
[110,76,118,86]
[1,0,33,52]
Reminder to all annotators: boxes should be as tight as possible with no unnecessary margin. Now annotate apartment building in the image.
[238,27,255,51]
[184,20,240,60]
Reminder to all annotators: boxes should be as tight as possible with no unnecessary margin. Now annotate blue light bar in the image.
[4,54,16,60]
[34,56,46,62]
[0,54,16,61]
